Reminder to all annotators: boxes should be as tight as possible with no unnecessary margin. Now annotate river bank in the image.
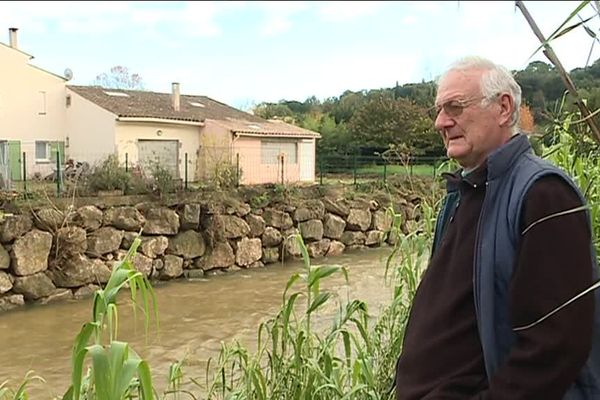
[0,176,439,313]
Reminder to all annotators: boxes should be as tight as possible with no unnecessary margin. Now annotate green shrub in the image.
[85,154,130,193]
[145,159,176,197]
[209,161,240,190]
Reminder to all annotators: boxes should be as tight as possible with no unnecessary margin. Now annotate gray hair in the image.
[438,56,522,133]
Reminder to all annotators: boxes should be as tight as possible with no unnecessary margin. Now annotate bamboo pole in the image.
[515,0,600,144]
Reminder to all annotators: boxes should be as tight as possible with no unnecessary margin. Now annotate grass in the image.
[357,164,438,177]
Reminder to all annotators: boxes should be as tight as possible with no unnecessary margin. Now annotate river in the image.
[0,247,396,399]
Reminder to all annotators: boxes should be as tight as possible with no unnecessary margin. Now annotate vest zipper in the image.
[473,182,489,335]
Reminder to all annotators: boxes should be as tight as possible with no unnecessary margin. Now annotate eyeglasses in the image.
[427,95,489,119]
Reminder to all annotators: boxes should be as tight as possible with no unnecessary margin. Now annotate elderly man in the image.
[394,57,600,399]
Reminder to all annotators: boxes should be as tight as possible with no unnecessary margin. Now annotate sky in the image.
[1,1,599,110]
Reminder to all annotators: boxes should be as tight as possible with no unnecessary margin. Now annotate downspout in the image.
[232,130,240,184]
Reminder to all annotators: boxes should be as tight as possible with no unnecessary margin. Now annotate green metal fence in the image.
[316,153,450,185]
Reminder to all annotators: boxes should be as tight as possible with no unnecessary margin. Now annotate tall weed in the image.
[542,116,600,255]
[196,196,438,399]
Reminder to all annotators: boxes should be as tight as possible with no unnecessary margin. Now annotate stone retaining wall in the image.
[0,194,421,312]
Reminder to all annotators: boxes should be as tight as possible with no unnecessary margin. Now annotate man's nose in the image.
[435,111,455,131]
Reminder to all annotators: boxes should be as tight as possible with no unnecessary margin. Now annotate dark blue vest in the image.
[432,134,600,399]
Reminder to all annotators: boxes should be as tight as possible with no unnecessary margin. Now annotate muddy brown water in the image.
[0,247,396,399]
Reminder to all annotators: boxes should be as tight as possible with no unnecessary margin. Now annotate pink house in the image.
[209,118,320,185]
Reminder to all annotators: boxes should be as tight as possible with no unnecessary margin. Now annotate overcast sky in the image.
[1,1,598,109]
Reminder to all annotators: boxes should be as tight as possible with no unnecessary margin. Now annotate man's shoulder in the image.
[511,151,572,184]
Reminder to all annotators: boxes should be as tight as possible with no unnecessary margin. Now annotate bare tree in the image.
[93,65,144,90]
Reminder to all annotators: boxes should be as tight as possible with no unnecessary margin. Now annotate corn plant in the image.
[62,236,158,400]
[197,201,438,400]
[0,371,45,400]
[542,110,600,256]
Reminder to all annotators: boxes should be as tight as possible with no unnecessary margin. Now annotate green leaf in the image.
[528,1,591,58]
[283,273,301,301]
[296,235,311,271]
[137,361,154,399]
[308,265,340,288]
[88,345,111,400]
[307,292,332,315]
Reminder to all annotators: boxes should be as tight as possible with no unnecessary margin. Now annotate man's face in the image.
[434,69,511,170]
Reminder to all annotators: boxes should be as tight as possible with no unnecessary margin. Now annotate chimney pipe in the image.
[9,28,18,49]
[172,82,180,112]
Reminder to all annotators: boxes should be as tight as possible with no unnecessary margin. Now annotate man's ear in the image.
[498,93,514,127]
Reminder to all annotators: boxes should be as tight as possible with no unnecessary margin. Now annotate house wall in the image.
[115,122,200,181]
[197,120,233,181]
[233,136,301,185]
[0,44,67,179]
[65,90,116,166]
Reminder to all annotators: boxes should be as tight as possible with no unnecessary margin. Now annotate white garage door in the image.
[138,140,179,178]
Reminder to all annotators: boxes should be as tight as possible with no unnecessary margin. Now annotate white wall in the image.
[65,89,116,166]
[0,44,67,178]
[115,122,201,181]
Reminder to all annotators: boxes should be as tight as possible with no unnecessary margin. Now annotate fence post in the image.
[353,154,357,186]
[383,162,387,184]
[184,152,188,190]
[22,152,27,193]
[280,155,285,185]
[236,153,240,187]
[56,150,61,196]
[125,152,129,173]
[319,158,323,185]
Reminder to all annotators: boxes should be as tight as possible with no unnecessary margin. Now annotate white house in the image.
[0,28,67,184]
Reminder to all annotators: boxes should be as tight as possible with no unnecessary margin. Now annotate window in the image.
[261,140,297,164]
[35,141,51,161]
[66,94,71,107]
[103,91,130,97]
[39,91,47,115]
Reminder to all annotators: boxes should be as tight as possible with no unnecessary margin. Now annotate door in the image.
[0,142,9,189]
[8,140,21,181]
[137,139,179,178]
[299,139,315,181]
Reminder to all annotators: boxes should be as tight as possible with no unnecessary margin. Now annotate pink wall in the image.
[233,136,301,185]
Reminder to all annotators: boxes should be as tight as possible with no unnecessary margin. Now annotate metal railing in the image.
[316,153,450,185]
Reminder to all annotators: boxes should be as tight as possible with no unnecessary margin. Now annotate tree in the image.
[347,93,442,156]
[326,90,367,124]
[253,103,295,121]
[93,65,144,90]
[301,113,351,156]
[519,104,536,133]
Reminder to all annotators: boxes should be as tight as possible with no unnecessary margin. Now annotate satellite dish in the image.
[64,68,73,81]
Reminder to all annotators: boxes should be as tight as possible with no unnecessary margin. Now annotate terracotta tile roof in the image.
[67,85,268,123]
[67,85,321,138]
[214,119,321,138]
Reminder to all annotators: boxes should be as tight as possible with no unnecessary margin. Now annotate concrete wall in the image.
[115,122,201,181]
[65,90,116,166]
[198,120,233,181]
